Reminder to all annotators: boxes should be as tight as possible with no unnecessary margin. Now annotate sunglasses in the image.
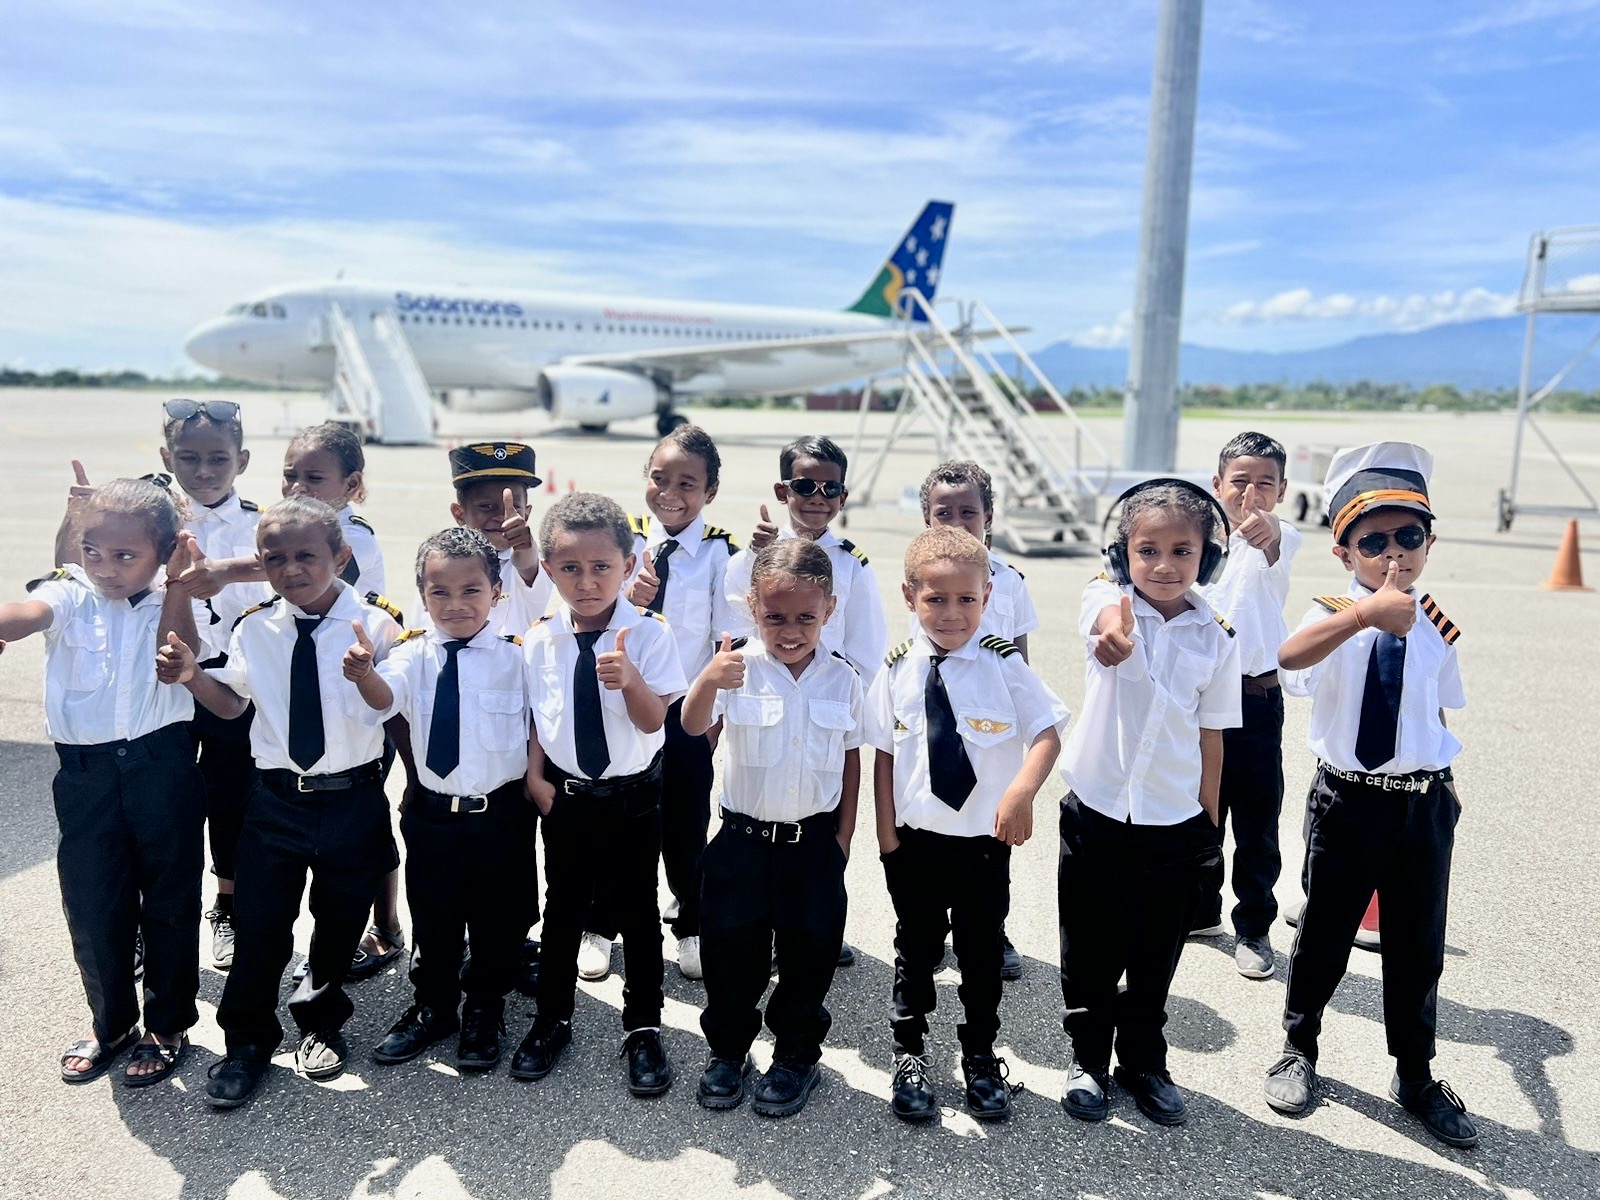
[1354,524,1428,559]
[163,398,241,423]
[782,478,846,499]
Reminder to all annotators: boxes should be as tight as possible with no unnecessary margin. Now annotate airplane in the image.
[184,201,961,439]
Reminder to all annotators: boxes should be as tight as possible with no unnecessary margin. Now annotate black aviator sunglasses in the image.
[1354,524,1428,559]
[163,398,241,424]
[782,478,846,499]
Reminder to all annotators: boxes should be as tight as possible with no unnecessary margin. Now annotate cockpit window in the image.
[270,303,286,318]
[250,303,269,317]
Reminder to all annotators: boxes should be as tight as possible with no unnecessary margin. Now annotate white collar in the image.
[911,628,980,661]
[648,514,705,557]
[285,580,358,621]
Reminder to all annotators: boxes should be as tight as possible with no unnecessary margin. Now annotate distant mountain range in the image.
[1008,314,1600,392]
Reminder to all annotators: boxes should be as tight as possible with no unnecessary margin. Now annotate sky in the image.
[3,0,1600,373]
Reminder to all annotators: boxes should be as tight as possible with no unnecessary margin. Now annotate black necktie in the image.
[925,655,976,810]
[425,638,471,779]
[1355,632,1405,770]
[288,616,325,771]
[573,630,610,778]
[646,539,678,614]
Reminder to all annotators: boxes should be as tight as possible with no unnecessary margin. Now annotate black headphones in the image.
[1101,477,1232,588]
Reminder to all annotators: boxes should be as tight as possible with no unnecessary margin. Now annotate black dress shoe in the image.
[753,1060,821,1118]
[509,1019,570,1081]
[962,1053,1015,1121]
[1263,1052,1318,1115]
[698,1054,755,1110]
[890,1052,937,1123]
[837,940,856,968]
[1113,1065,1187,1126]
[373,1005,458,1065]
[205,1056,268,1109]
[999,935,1023,982]
[515,938,541,998]
[1061,1061,1111,1122]
[1391,1076,1479,1148]
[622,1028,673,1097]
[457,1004,505,1072]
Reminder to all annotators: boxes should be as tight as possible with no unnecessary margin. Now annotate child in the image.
[594,425,738,984]
[726,434,887,968]
[346,527,536,1073]
[1193,433,1301,978]
[866,527,1066,1124]
[157,495,402,1109]
[682,539,862,1118]
[1262,442,1477,1149]
[157,398,271,973]
[512,493,687,1097]
[1,478,207,1087]
[1057,479,1240,1128]
[918,459,1042,981]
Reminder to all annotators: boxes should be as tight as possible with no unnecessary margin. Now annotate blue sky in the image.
[3,0,1600,372]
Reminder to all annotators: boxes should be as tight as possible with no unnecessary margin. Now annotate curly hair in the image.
[289,422,367,504]
[919,459,994,520]
[415,526,501,591]
[258,495,347,554]
[903,525,988,586]
[540,492,634,558]
[84,478,185,561]
[648,424,722,490]
[749,538,834,602]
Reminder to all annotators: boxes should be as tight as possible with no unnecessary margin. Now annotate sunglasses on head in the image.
[1354,524,1428,559]
[782,478,845,499]
[163,398,241,423]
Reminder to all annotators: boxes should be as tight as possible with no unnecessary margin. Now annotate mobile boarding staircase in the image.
[850,290,1114,556]
[311,303,436,445]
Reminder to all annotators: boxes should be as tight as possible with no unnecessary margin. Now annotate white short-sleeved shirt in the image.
[907,550,1041,644]
[31,564,211,745]
[1060,577,1243,826]
[211,582,400,773]
[184,490,273,635]
[864,630,1070,838]
[1281,580,1465,774]
[725,526,888,682]
[375,625,530,795]
[339,509,386,597]
[523,602,688,779]
[1199,522,1301,678]
[625,513,740,682]
[413,548,553,640]
[712,643,864,823]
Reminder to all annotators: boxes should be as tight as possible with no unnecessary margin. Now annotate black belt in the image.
[413,785,498,815]
[547,752,662,799]
[720,808,836,845]
[263,761,384,794]
[1319,762,1452,794]
[1242,670,1280,696]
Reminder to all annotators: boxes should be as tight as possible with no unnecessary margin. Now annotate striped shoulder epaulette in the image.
[364,592,404,625]
[535,614,554,624]
[635,605,666,621]
[233,596,280,627]
[837,538,869,567]
[500,633,523,646]
[978,634,1021,658]
[25,566,73,592]
[702,525,739,551]
[829,648,860,673]
[349,514,374,533]
[1419,593,1461,644]
[1312,595,1357,614]
[628,513,650,538]
[395,628,427,644]
[1214,613,1236,638]
[884,638,914,668]
[238,498,260,513]
[1094,570,1111,583]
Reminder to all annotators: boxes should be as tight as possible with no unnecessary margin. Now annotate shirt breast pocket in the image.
[956,708,1019,752]
[61,619,110,691]
[807,699,854,772]
[725,694,785,767]
[473,689,528,753]
[891,706,922,748]
[536,666,565,721]
[1170,648,1216,707]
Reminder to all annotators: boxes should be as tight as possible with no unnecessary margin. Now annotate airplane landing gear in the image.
[657,410,688,436]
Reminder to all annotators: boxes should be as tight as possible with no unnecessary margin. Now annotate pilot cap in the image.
[449,442,541,488]
[1324,441,1433,543]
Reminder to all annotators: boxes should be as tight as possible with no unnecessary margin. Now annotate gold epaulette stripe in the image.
[501,633,523,646]
[234,597,279,627]
[1420,593,1461,644]
[628,514,650,537]
[702,525,738,550]
[1215,613,1236,638]
[838,538,869,566]
[885,638,913,667]
[25,566,74,592]
[395,628,427,644]
[1313,595,1356,614]
[1094,570,1111,582]
[978,635,1021,658]
[238,498,260,512]
[365,592,404,624]
[635,606,666,621]
[349,514,374,533]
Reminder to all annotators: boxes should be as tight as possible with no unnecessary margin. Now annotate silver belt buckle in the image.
[297,774,315,793]
[450,794,489,813]
[780,821,803,844]
[563,778,580,795]
[1418,777,1431,794]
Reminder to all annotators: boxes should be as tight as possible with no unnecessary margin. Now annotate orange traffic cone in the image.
[1542,520,1593,591]
[1354,893,1381,953]
[545,474,557,494]
[568,478,577,492]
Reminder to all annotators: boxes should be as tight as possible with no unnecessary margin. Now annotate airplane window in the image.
[250,303,268,317]
[271,304,286,318]
[575,322,583,331]
[557,322,564,330]
[427,316,435,324]
[455,317,463,325]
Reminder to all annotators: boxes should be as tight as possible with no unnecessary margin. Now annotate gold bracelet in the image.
[1352,603,1367,631]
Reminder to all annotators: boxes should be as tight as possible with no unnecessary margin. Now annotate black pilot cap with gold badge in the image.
[449,442,541,489]
[1323,441,1433,544]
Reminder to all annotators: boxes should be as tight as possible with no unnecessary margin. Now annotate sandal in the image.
[123,1033,189,1089]
[61,1025,140,1084]
[347,926,406,981]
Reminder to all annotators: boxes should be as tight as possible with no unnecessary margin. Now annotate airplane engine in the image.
[537,365,661,431]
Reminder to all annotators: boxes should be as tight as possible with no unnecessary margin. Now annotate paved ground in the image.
[1,391,1597,1200]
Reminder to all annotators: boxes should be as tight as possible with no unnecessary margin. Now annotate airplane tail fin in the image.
[846,201,954,320]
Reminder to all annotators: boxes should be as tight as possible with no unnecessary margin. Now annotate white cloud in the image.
[1070,310,1133,348]
[1216,286,1517,331]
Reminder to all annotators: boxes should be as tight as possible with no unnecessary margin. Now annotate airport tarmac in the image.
[1,390,1597,1200]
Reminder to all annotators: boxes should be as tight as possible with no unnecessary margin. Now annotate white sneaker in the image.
[1188,922,1228,938]
[577,934,613,982]
[678,935,703,980]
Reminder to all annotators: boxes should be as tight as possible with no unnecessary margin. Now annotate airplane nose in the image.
[183,318,233,372]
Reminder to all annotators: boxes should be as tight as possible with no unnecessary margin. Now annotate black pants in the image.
[537,763,664,1031]
[217,768,398,1060]
[53,725,205,1042]
[882,825,1010,1057]
[1196,684,1285,937]
[403,780,538,1016]
[1282,767,1458,1074]
[1058,795,1218,1073]
[700,811,846,1066]
[189,698,257,883]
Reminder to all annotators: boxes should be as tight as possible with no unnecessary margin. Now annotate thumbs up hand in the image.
[626,554,660,607]
[498,487,534,554]
[596,625,640,691]
[1092,595,1138,667]
[750,504,779,551]
[156,629,197,685]
[707,632,745,690]
[174,530,225,599]
[1360,561,1417,636]
[70,459,95,501]
[343,621,376,680]
[1236,503,1281,552]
